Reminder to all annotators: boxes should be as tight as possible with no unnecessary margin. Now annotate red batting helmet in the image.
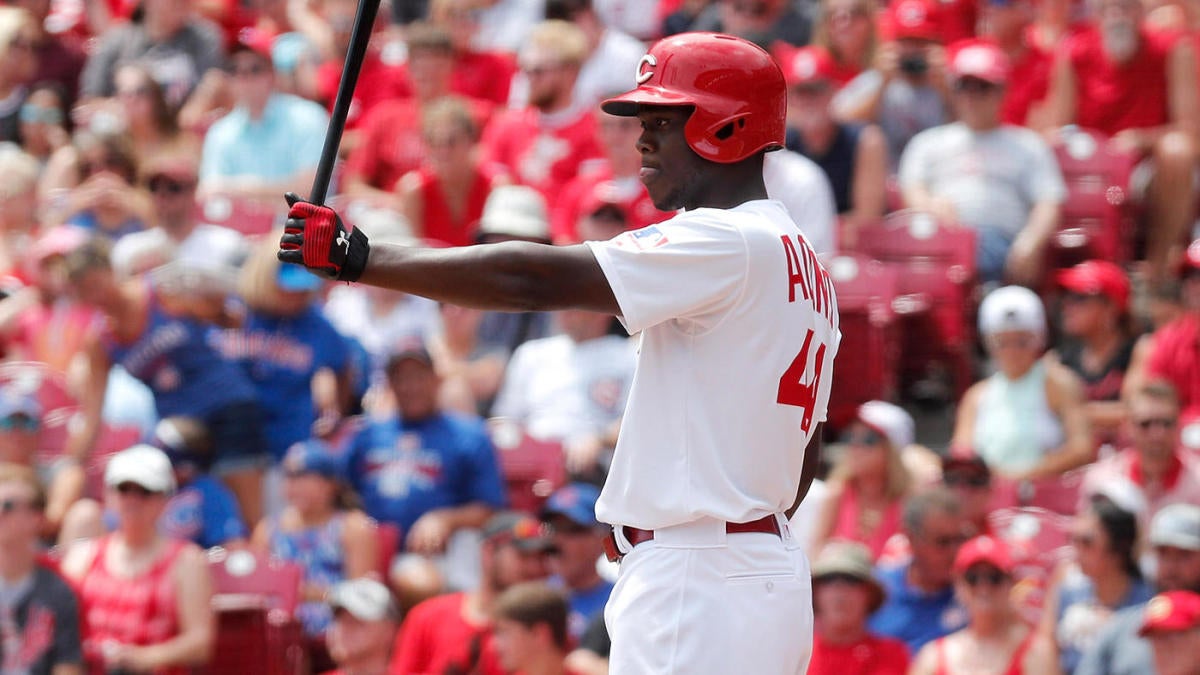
[601,32,786,164]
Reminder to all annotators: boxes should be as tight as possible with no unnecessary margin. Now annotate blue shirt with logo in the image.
[161,475,248,548]
[868,562,968,654]
[343,412,507,533]
[215,304,350,460]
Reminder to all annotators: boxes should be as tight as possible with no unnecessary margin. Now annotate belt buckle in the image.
[603,530,623,563]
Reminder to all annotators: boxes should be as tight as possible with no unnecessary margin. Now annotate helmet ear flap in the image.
[687,112,756,163]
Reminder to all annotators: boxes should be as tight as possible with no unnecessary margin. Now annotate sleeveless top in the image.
[786,123,863,215]
[104,288,257,418]
[831,483,904,561]
[78,536,187,675]
[973,360,1066,475]
[268,512,346,636]
[1056,339,1134,403]
[933,630,1036,675]
[413,164,494,247]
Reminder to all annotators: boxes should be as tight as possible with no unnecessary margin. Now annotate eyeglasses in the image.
[0,498,36,516]
[19,104,63,125]
[840,428,884,446]
[0,415,39,431]
[1134,417,1176,431]
[145,175,195,196]
[1071,533,1097,549]
[925,532,968,549]
[230,62,269,77]
[963,568,1009,587]
[817,572,867,586]
[943,471,990,488]
[829,7,870,23]
[953,78,1000,95]
[114,482,158,498]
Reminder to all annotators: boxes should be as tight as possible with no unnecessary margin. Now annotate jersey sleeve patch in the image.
[613,225,670,250]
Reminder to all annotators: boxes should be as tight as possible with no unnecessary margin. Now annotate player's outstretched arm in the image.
[278,193,619,315]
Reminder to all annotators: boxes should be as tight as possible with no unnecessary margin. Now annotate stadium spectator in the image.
[388,511,554,675]
[952,286,1093,481]
[394,96,507,247]
[0,462,83,675]
[0,7,37,145]
[538,482,613,640]
[111,62,197,165]
[868,487,970,653]
[63,236,267,530]
[1139,591,1200,675]
[53,131,151,242]
[493,308,636,479]
[806,541,908,675]
[910,535,1058,674]
[252,439,378,637]
[342,340,506,606]
[975,0,1053,127]
[1053,260,1136,443]
[1045,0,1198,281]
[428,0,517,106]
[428,302,509,418]
[1077,503,1200,675]
[689,0,812,47]
[1039,493,1154,673]
[940,451,994,537]
[0,148,45,278]
[1080,383,1200,533]
[811,0,878,86]
[60,444,215,673]
[898,40,1065,285]
[17,83,70,165]
[78,0,225,109]
[220,243,351,476]
[478,20,604,201]
[198,30,327,203]
[812,401,914,561]
[342,23,489,213]
[779,45,887,248]
[834,0,949,168]
[323,578,402,675]
[491,582,575,675]
[9,0,85,108]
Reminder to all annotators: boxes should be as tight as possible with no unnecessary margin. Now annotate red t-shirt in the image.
[479,107,605,202]
[1068,26,1178,135]
[938,0,979,45]
[1146,313,1200,424]
[807,633,910,675]
[550,166,672,243]
[405,163,499,246]
[450,50,518,106]
[316,51,410,131]
[1002,42,1053,126]
[388,592,506,675]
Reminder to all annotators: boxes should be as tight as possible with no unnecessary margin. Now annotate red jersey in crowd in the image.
[449,50,517,106]
[807,633,910,675]
[1146,313,1200,426]
[316,51,409,131]
[1001,39,1053,126]
[550,167,671,243]
[388,592,505,675]
[936,0,979,45]
[479,107,604,202]
[401,162,501,246]
[1066,26,1177,136]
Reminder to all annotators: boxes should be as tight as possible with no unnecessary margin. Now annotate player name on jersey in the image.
[781,233,836,326]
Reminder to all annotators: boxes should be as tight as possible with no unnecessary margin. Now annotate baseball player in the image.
[279,32,840,673]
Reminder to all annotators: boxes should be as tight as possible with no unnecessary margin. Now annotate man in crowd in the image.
[322,578,401,675]
[492,582,576,675]
[539,482,613,640]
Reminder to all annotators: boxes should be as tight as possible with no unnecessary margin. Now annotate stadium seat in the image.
[375,521,402,580]
[487,418,566,515]
[1049,126,1138,268]
[196,196,282,238]
[854,211,978,399]
[821,253,901,429]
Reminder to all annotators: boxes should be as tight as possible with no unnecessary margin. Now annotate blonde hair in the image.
[521,20,589,68]
[812,0,877,69]
[0,6,34,54]
[422,96,479,142]
[829,432,913,501]
[0,148,41,200]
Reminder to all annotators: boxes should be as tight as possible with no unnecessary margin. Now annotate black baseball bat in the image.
[309,0,383,205]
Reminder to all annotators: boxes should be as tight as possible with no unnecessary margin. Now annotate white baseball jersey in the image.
[586,199,841,530]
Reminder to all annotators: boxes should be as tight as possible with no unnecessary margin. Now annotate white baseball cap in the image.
[328,578,400,621]
[856,400,915,449]
[105,444,177,494]
[477,186,551,241]
[1150,504,1200,551]
[978,285,1046,337]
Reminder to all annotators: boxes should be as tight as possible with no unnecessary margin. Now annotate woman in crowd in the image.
[44,130,152,240]
[812,0,877,86]
[0,6,36,144]
[252,439,378,638]
[812,400,914,560]
[1038,494,1155,673]
[911,536,1058,674]
[112,62,196,164]
[60,444,214,674]
[952,286,1093,484]
[17,82,70,165]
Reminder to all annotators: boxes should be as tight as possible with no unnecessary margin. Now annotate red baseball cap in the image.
[780,46,838,87]
[578,181,631,224]
[953,535,1014,575]
[1139,591,1200,636]
[231,27,275,63]
[1056,260,1130,311]
[884,0,942,42]
[948,40,1011,85]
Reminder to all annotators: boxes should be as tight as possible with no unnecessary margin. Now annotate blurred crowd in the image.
[0,0,1199,674]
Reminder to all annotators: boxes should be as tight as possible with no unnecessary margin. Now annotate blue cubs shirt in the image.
[215,304,350,460]
[868,562,968,653]
[344,412,507,533]
[160,475,248,548]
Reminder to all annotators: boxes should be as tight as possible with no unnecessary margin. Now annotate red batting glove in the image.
[278,192,370,282]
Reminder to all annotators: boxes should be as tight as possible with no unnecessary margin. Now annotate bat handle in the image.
[309,0,382,206]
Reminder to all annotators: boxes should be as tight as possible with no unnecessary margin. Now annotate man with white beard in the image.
[1047,0,1198,283]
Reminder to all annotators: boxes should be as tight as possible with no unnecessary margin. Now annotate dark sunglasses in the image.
[230,62,269,77]
[817,572,867,586]
[145,175,195,195]
[0,498,36,516]
[943,471,990,488]
[19,104,63,125]
[0,415,39,431]
[926,533,968,549]
[114,482,158,497]
[953,78,999,94]
[840,428,884,446]
[963,568,1008,587]
[1134,417,1176,431]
